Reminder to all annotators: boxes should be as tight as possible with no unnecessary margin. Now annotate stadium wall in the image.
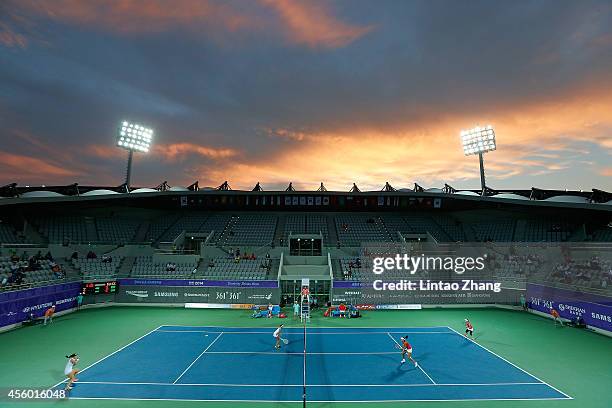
[527,283,612,334]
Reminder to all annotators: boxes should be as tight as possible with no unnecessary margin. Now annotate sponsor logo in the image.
[248,293,273,301]
[126,290,149,298]
[154,292,179,297]
[183,292,210,298]
[591,312,612,323]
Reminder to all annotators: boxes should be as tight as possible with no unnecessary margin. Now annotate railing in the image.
[0,276,81,293]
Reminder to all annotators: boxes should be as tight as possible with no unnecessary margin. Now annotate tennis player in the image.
[273,324,284,349]
[399,336,418,367]
[464,318,474,338]
[63,353,80,391]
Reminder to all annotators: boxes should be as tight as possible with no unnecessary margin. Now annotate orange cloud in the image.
[154,143,239,161]
[261,0,374,48]
[187,82,612,191]
[12,0,372,48]
[601,168,612,177]
[0,150,79,183]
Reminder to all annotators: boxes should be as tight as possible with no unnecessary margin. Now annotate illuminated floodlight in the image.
[461,125,496,156]
[116,120,154,188]
[459,124,497,194]
[116,121,153,153]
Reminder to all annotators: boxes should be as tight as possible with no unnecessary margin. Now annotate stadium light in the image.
[460,125,496,194]
[116,121,154,189]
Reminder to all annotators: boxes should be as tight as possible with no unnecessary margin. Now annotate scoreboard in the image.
[81,281,118,295]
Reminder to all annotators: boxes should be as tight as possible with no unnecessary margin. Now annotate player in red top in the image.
[398,336,418,367]
[464,318,474,339]
[550,308,562,326]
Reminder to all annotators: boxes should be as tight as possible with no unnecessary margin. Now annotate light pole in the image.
[460,125,496,195]
[116,121,153,189]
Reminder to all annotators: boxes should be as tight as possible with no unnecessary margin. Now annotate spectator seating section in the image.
[73,257,121,281]
[130,256,198,278]
[96,217,140,243]
[522,220,573,242]
[335,215,394,246]
[35,216,88,243]
[0,222,19,244]
[219,214,278,246]
[472,219,516,242]
[284,215,329,242]
[205,257,269,280]
[0,256,65,288]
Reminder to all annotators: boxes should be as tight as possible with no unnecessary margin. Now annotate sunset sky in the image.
[1,0,611,191]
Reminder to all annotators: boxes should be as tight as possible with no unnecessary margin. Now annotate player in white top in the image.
[63,353,80,391]
[273,324,284,349]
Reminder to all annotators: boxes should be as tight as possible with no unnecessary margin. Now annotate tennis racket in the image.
[394,343,403,350]
[282,338,289,345]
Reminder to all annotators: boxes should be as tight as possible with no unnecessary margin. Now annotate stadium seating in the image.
[35,216,89,243]
[335,215,394,246]
[471,219,516,242]
[73,256,122,281]
[284,215,329,242]
[0,256,65,289]
[0,222,19,244]
[96,217,140,243]
[522,220,573,242]
[218,214,277,246]
[130,256,198,278]
[592,228,612,242]
[204,257,270,280]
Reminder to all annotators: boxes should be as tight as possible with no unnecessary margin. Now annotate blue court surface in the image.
[54,325,571,402]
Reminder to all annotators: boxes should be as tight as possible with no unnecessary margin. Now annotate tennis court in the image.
[52,324,571,403]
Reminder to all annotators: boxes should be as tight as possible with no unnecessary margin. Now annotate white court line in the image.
[204,351,399,355]
[445,326,572,399]
[65,397,573,402]
[155,329,453,335]
[172,332,223,384]
[73,381,545,387]
[48,325,163,390]
[158,324,452,330]
[386,333,437,385]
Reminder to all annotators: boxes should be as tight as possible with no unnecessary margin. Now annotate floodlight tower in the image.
[460,125,496,194]
[116,121,154,189]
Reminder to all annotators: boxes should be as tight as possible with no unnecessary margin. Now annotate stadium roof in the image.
[0,181,610,211]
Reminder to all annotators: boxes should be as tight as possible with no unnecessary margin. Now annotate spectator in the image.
[45,251,54,261]
[1,275,7,286]
[101,254,112,263]
[71,251,78,260]
[208,258,215,268]
[86,251,97,259]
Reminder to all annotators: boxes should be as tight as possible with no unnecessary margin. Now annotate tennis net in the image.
[302,319,307,407]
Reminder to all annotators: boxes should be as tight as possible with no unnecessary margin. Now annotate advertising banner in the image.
[527,283,612,332]
[332,281,520,305]
[0,282,81,328]
[117,279,279,288]
[116,285,280,305]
